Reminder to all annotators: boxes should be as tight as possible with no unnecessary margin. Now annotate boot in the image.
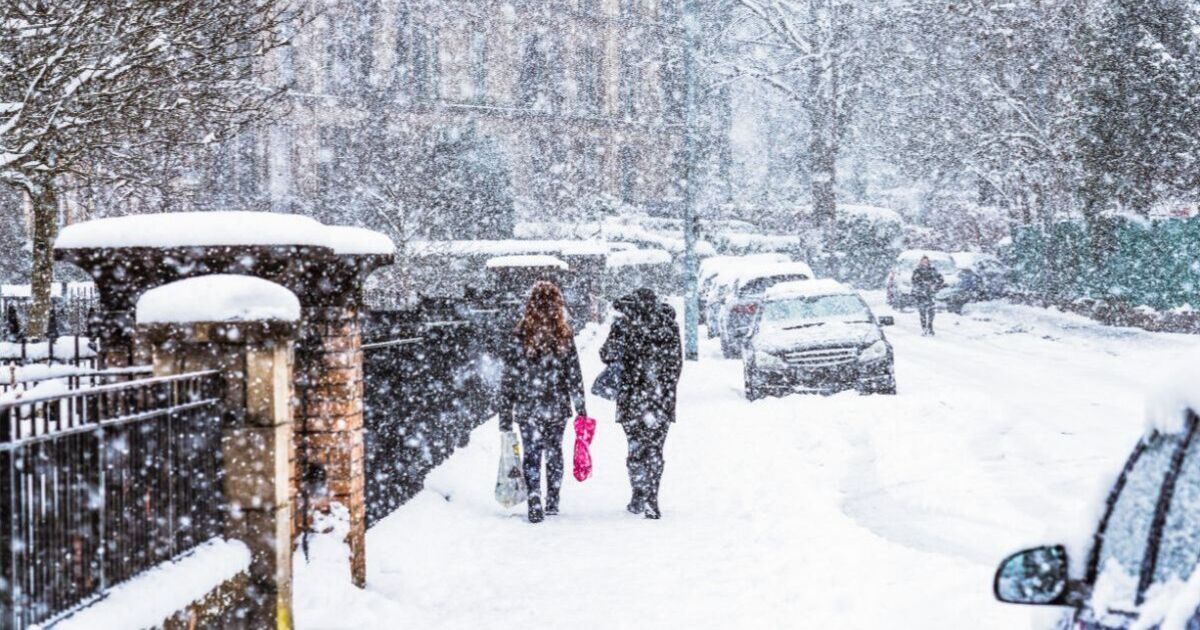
[643,495,661,520]
[545,488,560,516]
[626,488,645,515]
[528,496,544,523]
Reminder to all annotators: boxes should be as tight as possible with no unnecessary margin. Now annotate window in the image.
[576,45,603,115]
[1093,433,1183,613]
[519,35,565,112]
[618,50,641,119]
[619,0,639,18]
[1154,425,1200,585]
[619,146,638,203]
[324,2,377,97]
[392,11,439,103]
[469,29,488,101]
[760,295,870,326]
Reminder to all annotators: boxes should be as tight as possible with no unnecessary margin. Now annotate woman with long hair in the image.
[499,281,587,523]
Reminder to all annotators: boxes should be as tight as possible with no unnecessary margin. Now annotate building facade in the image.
[250,0,690,230]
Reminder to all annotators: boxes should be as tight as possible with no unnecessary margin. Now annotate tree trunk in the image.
[810,125,837,224]
[26,180,59,338]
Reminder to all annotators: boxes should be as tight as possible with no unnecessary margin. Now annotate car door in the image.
[1080,427,1196,627]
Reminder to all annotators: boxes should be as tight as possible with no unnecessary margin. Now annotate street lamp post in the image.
[681,0,700,361]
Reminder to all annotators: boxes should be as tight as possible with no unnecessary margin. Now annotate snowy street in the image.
[295,298,1200,629]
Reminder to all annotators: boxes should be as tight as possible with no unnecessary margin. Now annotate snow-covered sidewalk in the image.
[295,297,1200,629]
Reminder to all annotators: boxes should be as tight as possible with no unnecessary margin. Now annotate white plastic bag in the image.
[495,430,528,508]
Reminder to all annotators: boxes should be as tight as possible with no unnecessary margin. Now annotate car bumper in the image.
[756,361,893,394]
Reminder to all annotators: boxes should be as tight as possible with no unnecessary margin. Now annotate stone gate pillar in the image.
[139,275,301,630]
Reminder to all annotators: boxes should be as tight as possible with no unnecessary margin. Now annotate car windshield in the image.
[1091,432,1182,614]
[1153,425,1200,586]
[760,294,871,327]
[739,274,810,297]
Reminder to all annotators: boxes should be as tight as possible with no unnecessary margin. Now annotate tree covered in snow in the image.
[1079,0,1200,223]
[0,0,309,335]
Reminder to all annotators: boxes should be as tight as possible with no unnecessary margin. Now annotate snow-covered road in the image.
[296,297,1200,629]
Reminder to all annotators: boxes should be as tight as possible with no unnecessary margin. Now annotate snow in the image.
[897,249,956,264]
[54,212,393,256]
[1144,347,1200,435]
[733,260,817,284]
[294,295,1200,629]
[484,255,569,271]
[605,249,672,268]
[0,281,95,298]
[136,275,301,324]
[52,538,250,630]
[765,278,848,299]
[411,240,612,258]
[841,204,904,223]
[951,252,1000,269]
[0,337,95,361]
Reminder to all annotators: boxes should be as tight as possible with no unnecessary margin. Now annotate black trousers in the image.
[517,420,566,501]
[622,421,670,500]
[916,298,936,333]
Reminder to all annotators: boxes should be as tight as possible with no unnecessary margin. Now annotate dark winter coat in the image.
[911,265,946,302]
[499,333,586,432]
[600,289,683,428]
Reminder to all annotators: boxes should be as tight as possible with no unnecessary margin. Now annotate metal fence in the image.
[0,367,154,397]
[361,299,503,526]
[0,370,225,629]
[0,335,99,370]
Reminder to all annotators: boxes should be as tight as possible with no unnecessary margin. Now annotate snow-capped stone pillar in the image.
[138,276,301,629]
[54,213,394,590]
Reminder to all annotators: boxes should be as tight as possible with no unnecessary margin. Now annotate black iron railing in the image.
[0,367,154,396]
[361,302,501,526]
[0,336,98,370]
[0,371,225,629]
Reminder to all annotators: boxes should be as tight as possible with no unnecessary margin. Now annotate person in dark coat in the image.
[499,281,587,523]
[600,288,682,520]
[911,256,946,336]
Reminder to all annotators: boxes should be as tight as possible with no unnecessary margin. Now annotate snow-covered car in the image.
[937,252,1010,314]
[994,407,1200,629]
[699,254,791,326]
[717,261,815,358]
[886,250,958,310]
[742,279,896,400]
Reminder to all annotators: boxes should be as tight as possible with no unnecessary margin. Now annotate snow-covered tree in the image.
[1079,0,1200,223]
[0,0,309,335]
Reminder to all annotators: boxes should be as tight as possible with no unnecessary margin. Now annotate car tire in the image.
[744,366,764,401]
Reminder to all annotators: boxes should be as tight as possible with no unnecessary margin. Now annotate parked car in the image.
[742,279,896,400]
[937,252,1010,313]
[886,250,959,310]
[994,409,1200,629]
[699,254,791,326]
[717,262,815,358]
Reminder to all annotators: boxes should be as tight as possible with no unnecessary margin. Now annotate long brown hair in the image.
[516,281,573,357]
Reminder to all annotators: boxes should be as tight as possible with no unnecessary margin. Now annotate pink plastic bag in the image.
[573,415,597,482]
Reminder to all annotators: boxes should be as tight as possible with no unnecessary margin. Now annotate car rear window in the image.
[1092,433,1183,612]
[739,274,809,297]
[1154,429,1200,585]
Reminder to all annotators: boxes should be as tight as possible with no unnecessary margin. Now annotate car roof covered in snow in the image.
[606,249,672,269]
[735,261,816,284]
[951,252,999,269]
[55,212,395,256]
[1145,347,1200,436]
[485,255,569,271]
[765,279,854,300]
[897,249,955,264]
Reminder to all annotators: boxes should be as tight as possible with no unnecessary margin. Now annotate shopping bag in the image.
[573,415,597,482]
[591,363,622,401]
[495,430,528,508]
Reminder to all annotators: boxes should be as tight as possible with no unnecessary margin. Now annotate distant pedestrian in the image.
[600,288,682,520]
[499,281,587,523]
[911,256,946,336]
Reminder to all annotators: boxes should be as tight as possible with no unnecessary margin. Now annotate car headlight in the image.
[859,340,889,364]
[754,350,787,369]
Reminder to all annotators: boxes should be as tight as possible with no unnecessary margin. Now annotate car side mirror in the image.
[994,545,1070,606]
[878,316,895,327]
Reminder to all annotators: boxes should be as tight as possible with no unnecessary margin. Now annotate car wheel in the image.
[744,366,764,401]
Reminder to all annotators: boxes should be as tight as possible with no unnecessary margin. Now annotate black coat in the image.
[911,265,946,301]
[499,333,586,431]
[600,290,683,428]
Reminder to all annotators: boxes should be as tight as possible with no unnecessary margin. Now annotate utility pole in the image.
[681,0,700,361]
